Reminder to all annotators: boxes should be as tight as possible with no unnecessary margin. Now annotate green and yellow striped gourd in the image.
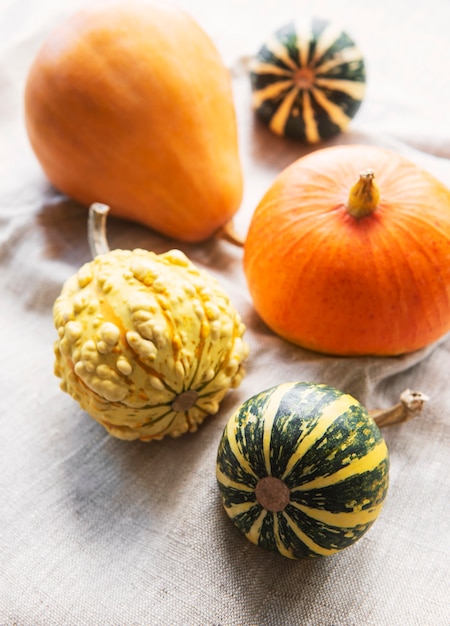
[249,18,366,143]
[216,382,389,559]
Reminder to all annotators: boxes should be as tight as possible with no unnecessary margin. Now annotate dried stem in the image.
[215,220,245,247]
[88,202,111,258]
[229,54,253,78]
[369,389,429,428]
[346,169,381,219]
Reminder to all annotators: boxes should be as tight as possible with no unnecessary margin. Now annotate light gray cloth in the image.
[1,0,449,624]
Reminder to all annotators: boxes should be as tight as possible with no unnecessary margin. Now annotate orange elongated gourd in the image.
[24,0,243,242]
[244,144,450,356]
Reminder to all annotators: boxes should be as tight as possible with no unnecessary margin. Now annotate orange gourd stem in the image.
[215,220,245,247]
[346,168,381,218]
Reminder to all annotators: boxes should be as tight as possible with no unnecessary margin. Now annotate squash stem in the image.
[215,220,245,247]
[369,389,429,428]
[88,202,111,258]
[346,169,381,218]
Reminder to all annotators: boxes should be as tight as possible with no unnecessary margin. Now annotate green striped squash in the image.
[249,18,366,143]
[216,382,389,559]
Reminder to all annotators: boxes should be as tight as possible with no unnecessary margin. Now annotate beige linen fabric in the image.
[1,0,449,624]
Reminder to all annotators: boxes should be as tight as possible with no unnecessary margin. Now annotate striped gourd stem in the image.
[369,389,429,428]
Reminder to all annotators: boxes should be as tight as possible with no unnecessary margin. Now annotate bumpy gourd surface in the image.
[216,382,389,559]
[54,248,248,440]
[250,18,365,142]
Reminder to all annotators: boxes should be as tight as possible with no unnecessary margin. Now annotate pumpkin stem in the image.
[88,202,111,257]
[346,169,381,218]
[369,389,429,428]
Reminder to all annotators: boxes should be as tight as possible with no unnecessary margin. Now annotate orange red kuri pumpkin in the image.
[24,0,243,242]
[243,144,450,356]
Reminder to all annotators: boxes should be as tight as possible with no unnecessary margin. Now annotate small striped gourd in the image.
[249,18,365,142]
[216,382,389,559]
